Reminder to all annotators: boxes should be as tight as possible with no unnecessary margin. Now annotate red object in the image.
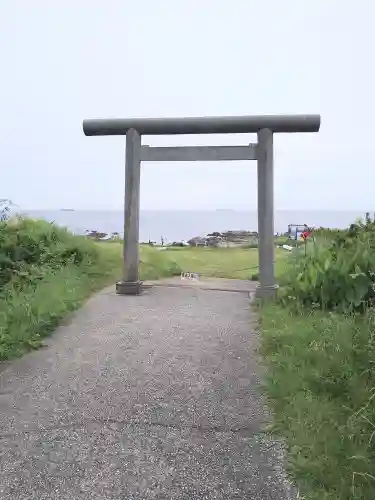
[301,231,311,240]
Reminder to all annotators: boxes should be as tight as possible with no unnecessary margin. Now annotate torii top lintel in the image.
[83,114,321,136]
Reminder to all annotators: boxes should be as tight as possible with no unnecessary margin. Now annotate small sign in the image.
[181,271,200,281]
[301,231,311,240]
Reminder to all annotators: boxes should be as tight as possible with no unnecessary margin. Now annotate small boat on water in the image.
[60,208,75,212]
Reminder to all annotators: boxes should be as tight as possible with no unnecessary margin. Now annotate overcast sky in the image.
[1,1,373,211]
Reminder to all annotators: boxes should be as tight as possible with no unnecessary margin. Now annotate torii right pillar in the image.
[256,128,277,299]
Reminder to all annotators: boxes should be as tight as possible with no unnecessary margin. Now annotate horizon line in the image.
[18,208,375,213]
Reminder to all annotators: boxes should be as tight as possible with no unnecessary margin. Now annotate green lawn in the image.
[96,242,181,280]
[161,246,287,280]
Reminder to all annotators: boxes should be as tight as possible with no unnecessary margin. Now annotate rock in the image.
[85,230,108,240]
[187,237,207,247]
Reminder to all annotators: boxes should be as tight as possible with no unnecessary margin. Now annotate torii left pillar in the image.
[116,128,143,295]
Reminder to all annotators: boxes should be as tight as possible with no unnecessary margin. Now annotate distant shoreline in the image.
[18,208,375,213]
[12,209,372,244]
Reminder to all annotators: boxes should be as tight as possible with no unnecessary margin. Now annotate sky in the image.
[0,0,373,211]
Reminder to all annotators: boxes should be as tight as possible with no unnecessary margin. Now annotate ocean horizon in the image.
[16,209,373,244]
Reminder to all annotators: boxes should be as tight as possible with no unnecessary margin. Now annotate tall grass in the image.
[260,215,375,499]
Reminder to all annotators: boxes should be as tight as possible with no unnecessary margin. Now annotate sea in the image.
[17,209,371,244]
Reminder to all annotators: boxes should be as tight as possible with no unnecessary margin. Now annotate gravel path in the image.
[0,278,296,499]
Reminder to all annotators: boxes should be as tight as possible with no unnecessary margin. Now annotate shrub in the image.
[280,214,375,312]
[0,218,108,358]
[0,217,99,289]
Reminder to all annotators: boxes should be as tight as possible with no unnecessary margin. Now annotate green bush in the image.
[280,215,375,312]
[0,217,99,288]
[0,218,109,358]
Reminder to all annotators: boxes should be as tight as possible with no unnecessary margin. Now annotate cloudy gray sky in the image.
[1,1,373,210]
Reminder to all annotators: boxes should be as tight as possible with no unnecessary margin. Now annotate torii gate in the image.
[83,114,320,298]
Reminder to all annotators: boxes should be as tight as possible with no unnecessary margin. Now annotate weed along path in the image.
[0,278,296,499]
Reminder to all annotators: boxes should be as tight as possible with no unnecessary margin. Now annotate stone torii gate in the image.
[83,114,320,298]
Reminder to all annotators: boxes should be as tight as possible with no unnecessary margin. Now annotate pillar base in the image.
[116,280,143,295]
[255,283,278,300]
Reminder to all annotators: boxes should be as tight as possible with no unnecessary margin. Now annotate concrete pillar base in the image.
[116,280,143,295]
[255,284,279,300]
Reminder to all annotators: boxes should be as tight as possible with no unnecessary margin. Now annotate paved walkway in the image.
[0,278,295,499]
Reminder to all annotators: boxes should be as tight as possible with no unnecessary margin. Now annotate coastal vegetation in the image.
[260,215,375,499]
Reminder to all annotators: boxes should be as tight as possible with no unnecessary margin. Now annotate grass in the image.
[162,246,288,280]
[258,222,375,499]
[260,304,375,499]
[96,242,181,280]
